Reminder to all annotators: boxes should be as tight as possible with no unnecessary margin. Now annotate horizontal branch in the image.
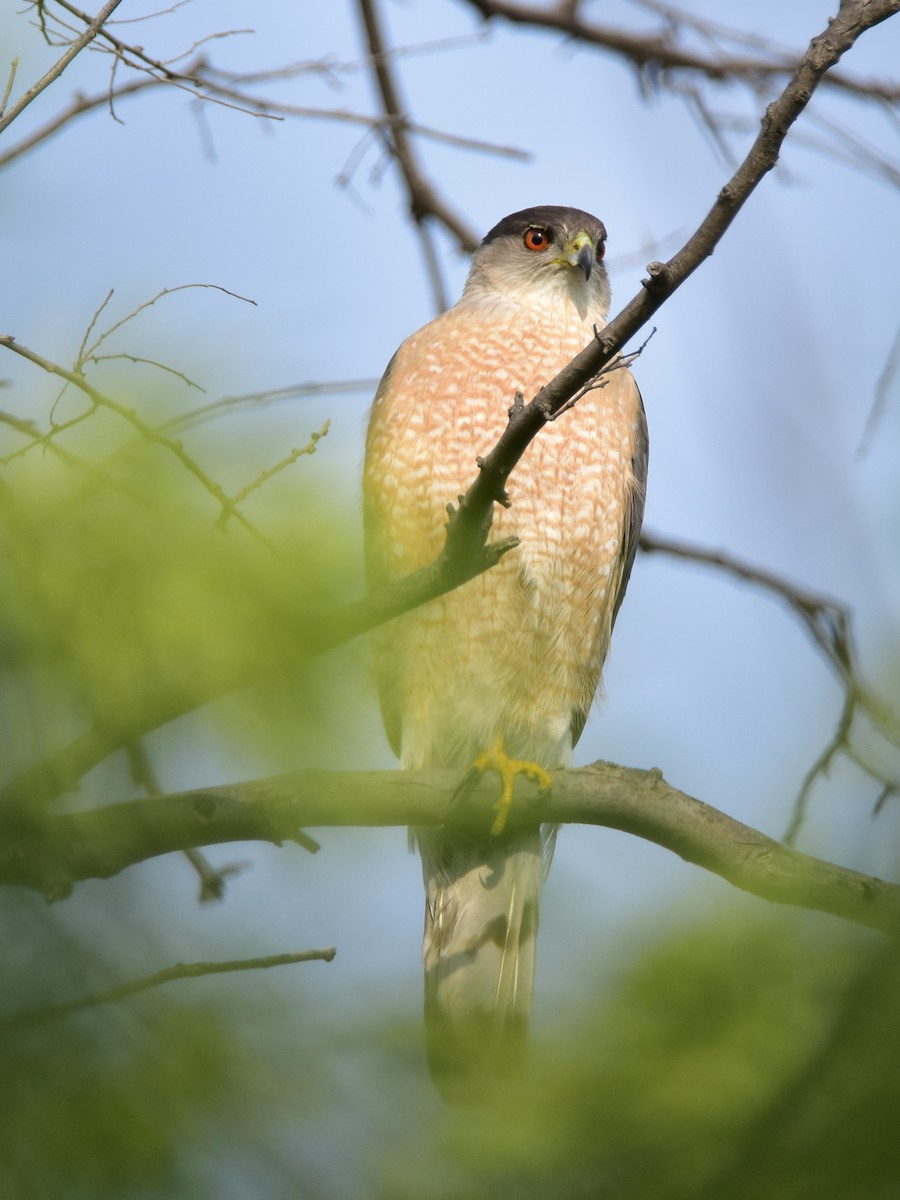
[4,762,899,936]
[462,0,900,102]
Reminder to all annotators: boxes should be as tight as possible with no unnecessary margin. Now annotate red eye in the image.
[523,226,551,251]
[596,238,606,260]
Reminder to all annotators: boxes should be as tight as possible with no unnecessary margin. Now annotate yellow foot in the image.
[459,736,553,836]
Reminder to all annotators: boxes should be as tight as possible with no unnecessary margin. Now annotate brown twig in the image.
[2,948,337,1027]
[356,0,481,286]
[639,530,900,840]
[461,0,900,103]
[639,532,853,678]
[0,66,527,172]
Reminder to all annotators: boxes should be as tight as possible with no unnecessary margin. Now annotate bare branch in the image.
[30,0,278,123]
[0,56,20,118]
[0,69,527,173]
[0,0,124,135]
[218,420,331,528]
[2,948,337,1028]
[461,0,900,103]
[639,531,854,679]
[86,352,206,391]
[0,329,269,543]
[639,530,900,839]
[0,76,152,169]
[4,762,900,936]
[78,282,256,366]
[155,378,379,436]
[858,320,900,454]
[784,691,858,846]
[356,0,481,278]
[124,739,254,903]
[106,0,197,25]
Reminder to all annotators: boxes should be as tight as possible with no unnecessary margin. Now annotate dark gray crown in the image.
[481,206,607,247]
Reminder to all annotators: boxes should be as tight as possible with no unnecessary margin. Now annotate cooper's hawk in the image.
[363,205,648,1100]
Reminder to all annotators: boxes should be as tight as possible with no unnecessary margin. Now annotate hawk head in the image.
[463,205,611,321]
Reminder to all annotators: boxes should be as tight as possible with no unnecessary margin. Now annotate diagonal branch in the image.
[454,0,900,521]
[0,0,124,135]
[0,512,520,816]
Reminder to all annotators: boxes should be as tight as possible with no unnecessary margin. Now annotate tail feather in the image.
[416,826,551,1102]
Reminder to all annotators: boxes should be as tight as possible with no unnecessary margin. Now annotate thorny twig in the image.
[548,328,657,421]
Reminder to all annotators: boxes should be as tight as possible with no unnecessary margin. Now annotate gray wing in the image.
[362,349,405,758]
[610,384,649,627]
[362,349,398,593]
[571,385,648,748]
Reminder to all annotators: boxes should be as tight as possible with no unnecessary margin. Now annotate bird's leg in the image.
[457,735,553,835]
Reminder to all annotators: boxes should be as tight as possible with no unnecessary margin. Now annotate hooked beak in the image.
[565,231,594,280]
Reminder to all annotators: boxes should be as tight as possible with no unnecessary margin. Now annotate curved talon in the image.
[464,737,553,835]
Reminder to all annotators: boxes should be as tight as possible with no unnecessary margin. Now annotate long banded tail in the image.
[416,825,551,1102]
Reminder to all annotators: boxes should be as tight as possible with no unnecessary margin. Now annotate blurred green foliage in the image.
[0,390,365,794]
[379,914,900,1200]
[3,901,897,1199]
[0,890,315,1200]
